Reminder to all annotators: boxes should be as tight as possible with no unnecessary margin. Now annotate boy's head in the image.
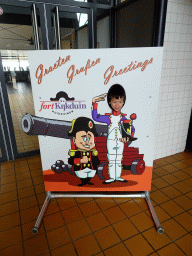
[107,84,126,111]
[68,117,98,151]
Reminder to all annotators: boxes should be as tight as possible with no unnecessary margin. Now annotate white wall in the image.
[154,0,192,160]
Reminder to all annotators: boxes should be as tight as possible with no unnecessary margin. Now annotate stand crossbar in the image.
[32,191,164,234]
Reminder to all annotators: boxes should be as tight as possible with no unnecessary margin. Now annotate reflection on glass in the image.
[97,9,110,48]
[0,5,41,154]
[53,11,88,49]
[97,0,111,5]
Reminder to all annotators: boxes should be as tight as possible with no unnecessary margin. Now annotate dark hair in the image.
[107,84,126,110]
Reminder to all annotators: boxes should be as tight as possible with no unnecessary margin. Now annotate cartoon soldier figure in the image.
[68,117,100,186]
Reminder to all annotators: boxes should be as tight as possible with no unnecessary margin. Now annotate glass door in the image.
[50,5,93,50]
[0,2,42,161]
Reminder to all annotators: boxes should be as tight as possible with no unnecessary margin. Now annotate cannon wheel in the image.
[97,162,110,180]
[68,164,75,175]
[131,159,145,175]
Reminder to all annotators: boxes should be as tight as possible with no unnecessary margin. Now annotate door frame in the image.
[0,0,97,162]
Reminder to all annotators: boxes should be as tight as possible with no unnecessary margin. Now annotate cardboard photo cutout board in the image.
[23,47,163,192]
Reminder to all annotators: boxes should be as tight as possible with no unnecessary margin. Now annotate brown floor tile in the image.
[182,166,192,175]
[161,186,182,199]
[162,219,187,240]
[75,197,93,204]
[113,197,132,205]
[1,182,17,194]
[24,233,49,255]
[129,212,154,232]
[1,168,15,177]
[0,161,14,170]
[20,205,40,225]
[29,162,42,171]
[15,165,30,174]
[113,218,139,240]
[133,198,148,210]
[17,178,33,190]
[186,191,192,200]
[44,200,60,217]
[37,192,46,205]
[152,172,159,180]
[0,200,19,217]
[157,243,185,256]
[31,168,43,178]
[154,159,169,166]
[151,184,158,192]
[161,165,179,173]
[181,157,192,165]
[18,186,35,199]
[173,195,192,210]
[34,183,45,194]
[40,252,51,256]
[46,226,71,250]
[95,198,116,210]
[175,234,192,255]
[43,212,65,232]
[16,171,31,181]
[79,200,101,217]
[94,226,121,250]
[104,243,131,256]
[0,242,23,256]
[184,177,192,186]
[172,161,189,170]
[173,181,192,193]
[57,198,77,210]
[162,156,177,164]
[124,234,154,256]
[74,234,101,256]
[86,212,109,231]
[174,212,192,232]
[22,220,45,240]
[0,212,20,232]
[0,226,22,250]
[172,170,191,181]
[62,205,84,224]
[173,152,188,160]
[160,200,184,217]
[142,228,172,251]
[19,195,38,211]
[51,243,77,256]
[0,190,18,204]
[32,175,44,185]
[150,190,169,205]
[119,200,142,217]
[103,206,127,224]
[153,167,169,177]
[1,174,16,185]
[14,158,28,168]
[67,218,91,240]
[27,155,41,165]
[151,178,169,189]
[161,174,180,184]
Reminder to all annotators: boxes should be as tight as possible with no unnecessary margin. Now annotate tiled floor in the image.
[0,151,192,256]
[7,82,39,153]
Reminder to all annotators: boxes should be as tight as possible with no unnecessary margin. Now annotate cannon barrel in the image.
[22,114,108,139]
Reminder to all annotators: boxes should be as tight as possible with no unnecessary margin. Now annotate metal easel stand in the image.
[32,191,164,234]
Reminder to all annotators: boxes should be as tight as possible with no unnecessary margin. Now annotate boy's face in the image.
[73,131,95,151]
[109,96,124,112]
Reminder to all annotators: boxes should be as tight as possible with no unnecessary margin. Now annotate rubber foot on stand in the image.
[32,227,39,234]
[157,227,164,234]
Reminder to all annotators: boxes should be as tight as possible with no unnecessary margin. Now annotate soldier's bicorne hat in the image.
[68,117,98,137]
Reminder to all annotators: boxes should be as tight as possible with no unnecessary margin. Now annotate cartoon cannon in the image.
[22,114,145,177]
